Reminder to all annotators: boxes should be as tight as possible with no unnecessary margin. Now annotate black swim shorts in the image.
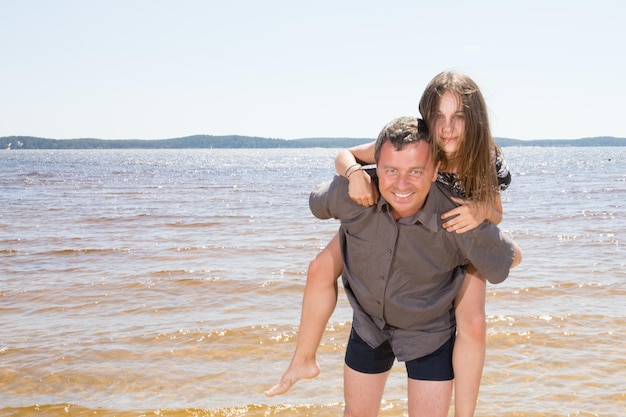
[344,327,455,381]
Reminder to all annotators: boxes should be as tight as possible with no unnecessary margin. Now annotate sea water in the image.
[1,147,624,416]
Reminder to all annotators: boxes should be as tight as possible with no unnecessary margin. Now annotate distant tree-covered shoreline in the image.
[1,134,625,150]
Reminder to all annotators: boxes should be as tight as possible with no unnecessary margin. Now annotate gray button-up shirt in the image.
[309,175,515,361]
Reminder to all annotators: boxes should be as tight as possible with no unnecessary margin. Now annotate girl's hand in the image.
[441,197,487,233]
[348,169,379,207]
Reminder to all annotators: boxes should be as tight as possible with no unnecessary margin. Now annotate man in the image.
[308,116,522,417]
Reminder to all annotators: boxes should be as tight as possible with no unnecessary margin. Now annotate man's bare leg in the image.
[265,233,343,397]
[407,378,453,417]
[343,364,389,417]
[452,265,486,416]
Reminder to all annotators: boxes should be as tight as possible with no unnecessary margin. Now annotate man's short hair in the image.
[374,117,439,164]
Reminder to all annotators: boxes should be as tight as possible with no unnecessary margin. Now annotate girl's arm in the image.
[442,193,503,234]
[334,141,376,173]
[334,141,378,207]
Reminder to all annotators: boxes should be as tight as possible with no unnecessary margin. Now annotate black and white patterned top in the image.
[436,150,511,199]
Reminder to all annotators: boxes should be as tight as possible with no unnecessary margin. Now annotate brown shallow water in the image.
[1,148,624,416]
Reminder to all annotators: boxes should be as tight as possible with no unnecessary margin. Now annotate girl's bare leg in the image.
[265,233,343,397]
[452,265,486,417]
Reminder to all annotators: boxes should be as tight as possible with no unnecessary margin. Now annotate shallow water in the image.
[1,147,624,416]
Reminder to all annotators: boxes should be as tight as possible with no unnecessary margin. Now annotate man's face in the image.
[376,140,439,219]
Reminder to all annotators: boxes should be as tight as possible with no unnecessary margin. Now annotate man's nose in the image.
[396,173,410,188]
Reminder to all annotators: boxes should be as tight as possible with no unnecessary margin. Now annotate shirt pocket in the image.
[343,230,374,282]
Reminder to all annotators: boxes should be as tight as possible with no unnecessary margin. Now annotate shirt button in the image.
[380,276,385,280]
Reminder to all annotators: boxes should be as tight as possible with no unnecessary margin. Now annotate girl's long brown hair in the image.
[419,71,501,205]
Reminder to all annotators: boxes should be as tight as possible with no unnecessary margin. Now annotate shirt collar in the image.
[376,182,442,232]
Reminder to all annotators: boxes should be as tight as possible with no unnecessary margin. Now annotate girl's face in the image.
[435,91,465,156]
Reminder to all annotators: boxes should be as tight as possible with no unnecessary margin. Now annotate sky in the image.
[1,0,625,141]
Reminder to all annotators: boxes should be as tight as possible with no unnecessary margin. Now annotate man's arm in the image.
[309,180,334,220]
[309,176,368,222]
[510,240,522,269]
[458,224,521,284]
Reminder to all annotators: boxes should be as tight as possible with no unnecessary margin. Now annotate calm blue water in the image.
[0,147,624,416]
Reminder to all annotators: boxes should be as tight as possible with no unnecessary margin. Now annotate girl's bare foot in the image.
[264,359,320,397]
